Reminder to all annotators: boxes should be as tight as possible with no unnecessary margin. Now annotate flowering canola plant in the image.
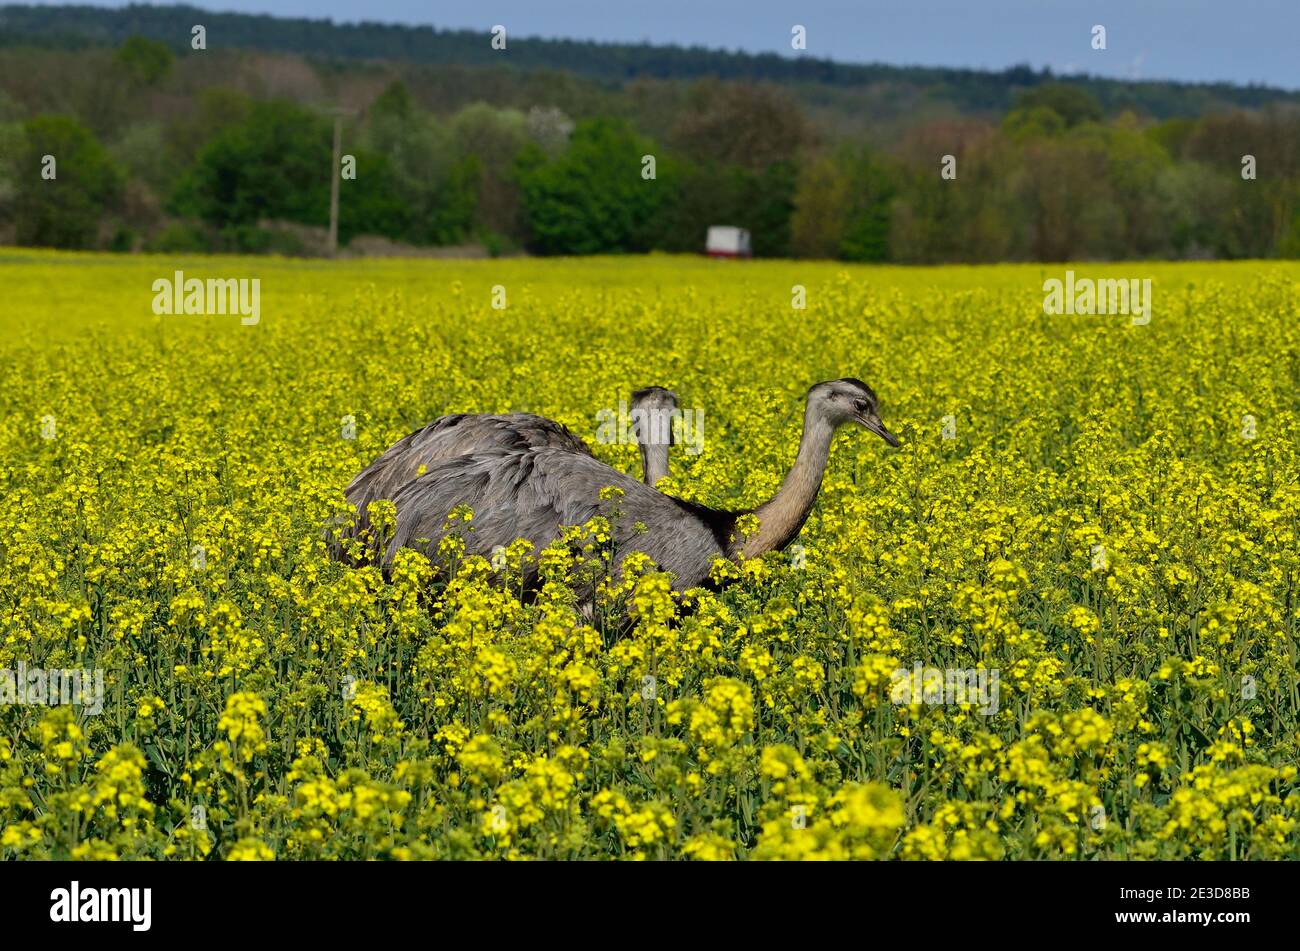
[2,249,1299,860]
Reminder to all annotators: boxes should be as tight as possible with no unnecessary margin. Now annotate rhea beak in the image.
[859,413,901,447]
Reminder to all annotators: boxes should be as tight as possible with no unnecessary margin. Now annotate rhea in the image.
[627,385,678,486]
[382,378,899,591]
[342,387,679,554]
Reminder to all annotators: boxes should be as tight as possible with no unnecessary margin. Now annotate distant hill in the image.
[2,2,1299,120]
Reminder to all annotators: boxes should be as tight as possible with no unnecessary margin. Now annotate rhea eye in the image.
[852,399,870,413]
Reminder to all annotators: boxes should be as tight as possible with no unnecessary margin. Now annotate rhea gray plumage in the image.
[341,388,680,558]
[383,379,899,592]
[345,412,591,521]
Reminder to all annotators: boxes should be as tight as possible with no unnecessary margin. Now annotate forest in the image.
[1,4,1298,261]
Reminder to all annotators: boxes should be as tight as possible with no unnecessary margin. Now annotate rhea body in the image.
[383,379,899,591]
[344,387,679,543]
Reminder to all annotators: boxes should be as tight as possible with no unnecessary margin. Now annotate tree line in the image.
[1,36,1298,261]
[5,4,1298,120]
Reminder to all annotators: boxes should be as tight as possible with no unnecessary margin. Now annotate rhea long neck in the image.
[639,440,670,486]
[740,405,835,558]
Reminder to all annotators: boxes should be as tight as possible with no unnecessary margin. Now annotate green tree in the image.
[170,100,407,246]
[364,89,481,246]
[1013,84,1104,128]
[0,118,22,220]
[1012,135,1120,261]
[371,80,415,121]
[516,118,669,254]
[113,36,174,87]
[164,88,253,171]
[649,157,796,257]
[741,161,798,258]
[670,81,810,171]
[838,150,896,261]
[1279,209,1300,258]
[1089,118,1175,256]
[449,103,529,239]
[1002,106,1066,141]
[791,152,853,258]
[13,115,122,249]
[1154,161,1229,257]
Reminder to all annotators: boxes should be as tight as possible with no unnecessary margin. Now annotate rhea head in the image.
[808,378,901,446]
[629,386,679,446]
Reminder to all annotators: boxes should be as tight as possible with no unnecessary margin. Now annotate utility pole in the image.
[328,111,343,257]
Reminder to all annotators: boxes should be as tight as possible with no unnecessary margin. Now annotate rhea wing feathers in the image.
[346,413,592,514]
[386,447,735,591]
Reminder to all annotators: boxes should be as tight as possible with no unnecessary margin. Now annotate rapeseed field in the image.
[2,249,1299,859]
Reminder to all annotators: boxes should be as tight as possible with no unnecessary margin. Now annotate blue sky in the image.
[25,0,1300,89]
